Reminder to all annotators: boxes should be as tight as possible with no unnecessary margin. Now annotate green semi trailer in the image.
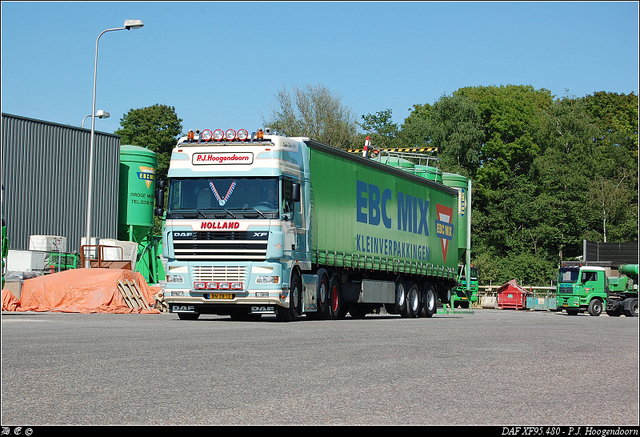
[556,262,638,317]
[158,128,471,321]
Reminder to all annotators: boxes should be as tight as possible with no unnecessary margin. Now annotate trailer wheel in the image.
[276,271,301,322]
[439,285,451,304]
[404,282,420,318]
[419,283,437,318]
[588,298,603,317]
[328,274,346,319]
[389,277,407,316]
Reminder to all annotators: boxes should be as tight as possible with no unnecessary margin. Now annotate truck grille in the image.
[193,265,247,283]
[558,284,573,294]
[173,231,268,261]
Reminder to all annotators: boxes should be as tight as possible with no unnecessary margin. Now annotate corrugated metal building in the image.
[2,113,120,253]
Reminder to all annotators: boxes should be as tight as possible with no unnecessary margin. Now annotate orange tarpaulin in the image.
[2,269,160,314]
[2,288,21,311]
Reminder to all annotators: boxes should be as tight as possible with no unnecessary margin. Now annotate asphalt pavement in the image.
[1,308,638,426]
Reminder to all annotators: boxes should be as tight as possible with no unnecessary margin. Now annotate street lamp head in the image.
[124,19,144,30]
[95,110,110,119]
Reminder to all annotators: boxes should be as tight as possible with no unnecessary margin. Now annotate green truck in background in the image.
[157,128,472,321]
[451,265,478,309]
[556,262,638,317]
[606,264,638,317]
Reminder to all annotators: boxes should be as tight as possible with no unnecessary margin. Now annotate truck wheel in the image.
[623,298,638,317]
[307,269,329,320]
[403,282,420,318]
[588,299,603,317]
[606,306,622,317]
[439,285,451,304]
[276,271,301,322]
[419,283,437,318]
[328,274,346,319]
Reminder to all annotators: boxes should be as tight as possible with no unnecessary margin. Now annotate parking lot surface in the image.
[2,309,638,425]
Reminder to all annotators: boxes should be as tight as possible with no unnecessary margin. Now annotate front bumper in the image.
[164,289,290,311]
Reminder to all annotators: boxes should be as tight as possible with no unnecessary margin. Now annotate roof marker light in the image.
[213,129,225,141]
[237,129,248,141]
[225,129,236,141]
[201,129,213,141]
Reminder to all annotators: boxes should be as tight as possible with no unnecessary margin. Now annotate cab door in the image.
[281,178,303,257]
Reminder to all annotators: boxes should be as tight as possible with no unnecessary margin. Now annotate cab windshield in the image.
[168,177,278,219]
[558,268,579,284]
[458,266,478,281]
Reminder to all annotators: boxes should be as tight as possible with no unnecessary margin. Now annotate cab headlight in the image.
[256,276,280,284]
[166,275,184,284]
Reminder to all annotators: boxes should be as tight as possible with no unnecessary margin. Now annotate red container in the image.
[497,280,529,310]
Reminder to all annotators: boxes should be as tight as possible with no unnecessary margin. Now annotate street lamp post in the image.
[85,20,143,267]
[82,110,110,129]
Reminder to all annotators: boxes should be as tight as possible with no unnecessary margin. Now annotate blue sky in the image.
[2,1,638,138]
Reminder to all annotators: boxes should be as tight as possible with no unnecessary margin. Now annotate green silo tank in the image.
[372,154,415,172]
[118,145,158,244]
[442,172,469,261]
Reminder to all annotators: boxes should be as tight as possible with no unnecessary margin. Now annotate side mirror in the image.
[291,183,300,202]
[154,180,166,216]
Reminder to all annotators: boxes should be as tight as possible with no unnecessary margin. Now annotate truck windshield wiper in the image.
[182,209,207,219]
[218,208,236,219]
[247,208,267,219]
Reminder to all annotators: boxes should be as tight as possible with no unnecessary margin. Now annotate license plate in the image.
[205,293,234,299]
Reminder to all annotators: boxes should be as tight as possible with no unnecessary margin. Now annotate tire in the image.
[588,299,603,317]
[606,306,622,317]
[623,298,638,317]
[403,281,420,318]
[419,282,437,318]
[328,274,346,319]
[393,277,407,316]
[276,271,301,322]
[439,285,451,305]
[307,269,329,320]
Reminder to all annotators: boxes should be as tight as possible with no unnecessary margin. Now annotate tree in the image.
[420,94,484,178]
[398,102,433,149]
[263,84,359,149]
[454,85,554,179]
[115,104,183,180]
[359,109,400,149]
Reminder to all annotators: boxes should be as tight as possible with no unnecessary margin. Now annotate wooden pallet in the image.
[116,279,151,310]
